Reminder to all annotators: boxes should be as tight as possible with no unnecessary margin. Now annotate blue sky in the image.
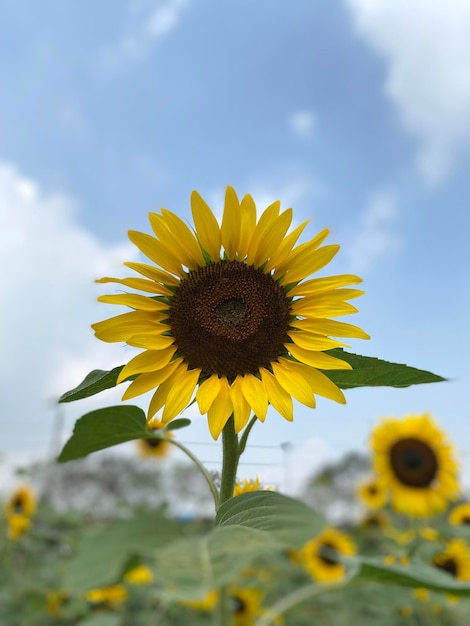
[1,0,469,493]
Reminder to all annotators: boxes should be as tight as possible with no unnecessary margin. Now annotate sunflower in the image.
[181,590,219,612]
[370,413,459,517]
[5,485,36,518]
[123,564,154,585]
[230,587,264,626]
[93,187,368,439]
[6,513,31,541]
[136,418,173,459]
[357,475,388,509]
[360,510,389,530]
[233,477,274,497]
[449,503,470,526]
[300,527,356,583]
[432,539,470,581]
[84,585,128,607]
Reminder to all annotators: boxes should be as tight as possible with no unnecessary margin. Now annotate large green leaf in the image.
[63,513,184,594]
[352,556,470,596]
[216,491,324,547]
[58,366,127,403]
[152,525,282,601]
[58,405,149,462]
[324,349,445,389]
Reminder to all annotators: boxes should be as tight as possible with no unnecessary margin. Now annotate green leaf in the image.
[58,405,148,462]
[324,349,446,389]
[58,366,127,403]
[216,491,325,547]
[353,556,470,596]
[63,513,184,594]
[152,525,282,601]
[78,616,121,626]
[166,418,191,431]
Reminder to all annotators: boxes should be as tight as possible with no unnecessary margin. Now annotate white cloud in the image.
[288,110,316,140]
[345,0,470,183]
[343,192,400,273]
[100,0,189,72]
[0,163,136,455]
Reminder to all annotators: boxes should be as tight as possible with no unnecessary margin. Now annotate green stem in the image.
[164,437,219,509]
[219,416,240,506]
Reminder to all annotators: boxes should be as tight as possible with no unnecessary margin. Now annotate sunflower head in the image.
[93,187,369,439]
[370,413,460,517]
[123,564,154,585]
[136,419,173,459]
[181,590,219,612]
[356,475,388,509]
[84,585,128,607]
[230,587,264,626]
[5,485,36,518]
[233,478,274,497]
[300,527,356,583]
[432,539,470,581]
[360,510,389,530]
[449,503,470,526]
[6,513,31,541]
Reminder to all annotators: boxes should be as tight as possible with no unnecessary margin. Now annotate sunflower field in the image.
[2,189,469,625]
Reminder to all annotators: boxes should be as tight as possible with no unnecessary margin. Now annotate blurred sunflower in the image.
[233,478,274,497]
[356,475,388,509]
[300,527,356,583]
[360,510,389,530]
[84,585,128,607]
[230,588,264,626]
[449,503,470,526]
[123,564,154,585]
[93,187,368,438]
[5,485,36,518]
[432,539,470,581]
[136,418,173,459]
[181,590,219,612]
[370,413,459,516]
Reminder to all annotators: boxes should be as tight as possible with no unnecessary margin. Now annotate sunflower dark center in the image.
[145,438,162,449]
[318,542,339,566]
[231,596,246,614]
[368,485,378,495]
[12,496,24,512]
[433,557,458,577]
[168,260,291,378]
[462,516,470,525]
[389,438,438,488]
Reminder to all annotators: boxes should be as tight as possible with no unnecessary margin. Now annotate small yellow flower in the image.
[432,539,470,581]
[182,590,219,612]
[93,187,369,439]
[4,485,36,518]
[419,527,439,541]
[300,527,356,583]
[448,502,470,526]
[370,413,460,516]
[360,511,389,530]
[413,588,430,603]
[230,588,264,626]
[137,419,174,459]
[383,555,395,566]
[356,476,387,509]
[124,565,154,585]
[233,478,274,497]
[84,585,128,606]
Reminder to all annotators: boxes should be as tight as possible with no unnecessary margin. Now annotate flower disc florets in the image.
[93,186,369,438]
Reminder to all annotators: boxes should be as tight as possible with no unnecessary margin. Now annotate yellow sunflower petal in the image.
[288,274,363,297]
[260,368,293,421]
[265,220,309,272]
[191,190,221,260]
[246,201,280,265]
[220,186,241,260]
[230,377,252,432]
[97,294,168,311]
[95,276,173,296]
[92,310,164,342]
[196,375,222,414]
[251,209,292,268]
[122,357,184,400]
[274,228,330,278]
[291,298,358,317]
[287,330,346,351]
[207,377,233,439]
[128,230,184,276]
[162,367,200,423]
[289,317,370,340]
[271,361,316,408]
[147,373,178,420]
[288,343,352,370]
[117,347,176,382]
[126,333,175,350]
[124,261,179,286]
[279,244,340,285]
[237,194,257,259]
[289,360,346,404]
[240,374,269,421]
[161,209,205,268]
